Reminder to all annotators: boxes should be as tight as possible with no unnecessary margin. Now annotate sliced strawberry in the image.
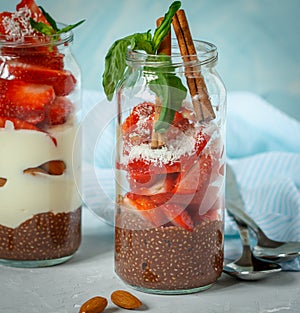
[16,0,49,25]
[122,102,155,155]
[128,172,178,195]
[122,102,154,133]
[150,192,174,206]
[161,204,194,232]
[174,154,212,195]
[166,110,193,140]
[124,193,166,227]
[0,116,39,130]
[16,52,64,70]
[0,79,55,124]
[44,96,73,125]
[0,12,13,36]
[4,61,76,96]
[127,158,182,183]
[0,1,49,42]
[194,129,210,156]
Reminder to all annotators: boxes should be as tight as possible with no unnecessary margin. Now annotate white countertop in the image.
[1,207,299,313]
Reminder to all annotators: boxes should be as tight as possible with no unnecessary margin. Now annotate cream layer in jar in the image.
[0,119,81,228]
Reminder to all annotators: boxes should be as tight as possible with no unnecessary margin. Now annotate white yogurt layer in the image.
[0,120,82,228]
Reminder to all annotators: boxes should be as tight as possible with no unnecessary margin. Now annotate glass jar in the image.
[115,40,226,294]
[0,28,82,267]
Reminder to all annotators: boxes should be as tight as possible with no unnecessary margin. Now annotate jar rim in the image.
[126,39,218,68]
[0,23,73,48]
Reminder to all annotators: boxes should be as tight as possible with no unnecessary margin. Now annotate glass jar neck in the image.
[0,25,73,51]
[126,39,218,71]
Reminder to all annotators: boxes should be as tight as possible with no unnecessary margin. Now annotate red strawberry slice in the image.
[166,111,193,140]
[0,79,55,124]
[4,61,76,96]
[174,154,212,195]
[127,158,182,184]
[0,1,49,42]
[150,192,174,206]
[0,116,39,130]
[16,0,49,25]
[15,53,64,70]
[161,204,194,232]
[128,172,178,196]
[124,193,166,227]
[122,102,155,154]
[122,102,154,133]
[44,96,73,125]
[0,12,13,36]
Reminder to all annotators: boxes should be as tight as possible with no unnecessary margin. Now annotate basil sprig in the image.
[102,31,153,101]
[30,6,85,38]
[102,1,186,132]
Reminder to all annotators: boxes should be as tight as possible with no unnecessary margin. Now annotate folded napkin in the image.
[82,89,300,270]
[225,92,300,271]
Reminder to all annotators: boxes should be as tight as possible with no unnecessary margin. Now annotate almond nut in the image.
[111,290,142,310]
[23,167,48,176]
[0,177,7,187]
[79,296,108,313]
[41,160,66,175]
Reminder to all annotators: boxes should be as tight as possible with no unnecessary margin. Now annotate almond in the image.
[0,177,7,187]
[79,296,108,313]
[23,160,66,176]
[111,290,142,310]
[41,160,66,175]
[23,167,48,176]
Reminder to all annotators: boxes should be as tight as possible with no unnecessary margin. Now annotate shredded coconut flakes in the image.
[128,132,196,166]
[2,7,35,41]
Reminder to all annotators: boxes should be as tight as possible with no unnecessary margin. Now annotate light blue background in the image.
[1,0,299,120]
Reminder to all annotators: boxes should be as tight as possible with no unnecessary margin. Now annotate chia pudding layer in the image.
[0,207,81,261]
[115,212,224,291]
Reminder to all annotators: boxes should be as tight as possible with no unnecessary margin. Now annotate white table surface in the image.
[1,207,300,313]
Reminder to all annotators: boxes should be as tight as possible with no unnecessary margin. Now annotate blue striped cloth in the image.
[226,92,300,271]
[82,90,300,270]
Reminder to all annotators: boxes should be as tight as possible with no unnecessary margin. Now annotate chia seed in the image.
[115,211,224,291]
[0,207,81,261]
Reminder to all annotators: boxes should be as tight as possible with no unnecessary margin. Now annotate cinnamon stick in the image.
[151,17,171,149]
[172,9,215,122]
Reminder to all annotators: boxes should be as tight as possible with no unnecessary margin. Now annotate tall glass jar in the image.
[0,28,82,267]
[115,40,226,294]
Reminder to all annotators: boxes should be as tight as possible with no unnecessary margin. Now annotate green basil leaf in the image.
[29,18,54,35]
[102,32,151,101]
[149,71,187,133]
[152,1,181,52]
[39,6,59,32]
[57,20,85,34]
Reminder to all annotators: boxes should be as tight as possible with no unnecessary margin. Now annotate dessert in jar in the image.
[0,0,84,267]
[102,1,226,294]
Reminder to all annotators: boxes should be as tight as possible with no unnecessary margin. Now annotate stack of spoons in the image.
[224,164,300,280]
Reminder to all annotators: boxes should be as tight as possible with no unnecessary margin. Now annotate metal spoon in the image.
[226,164,300,263]
[223,218,282,280]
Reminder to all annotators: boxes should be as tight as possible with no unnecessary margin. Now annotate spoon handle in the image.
[232,217,253,267]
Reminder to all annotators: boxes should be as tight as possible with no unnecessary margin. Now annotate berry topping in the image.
[3,61,76,96]
[44,96,73,126]
[0,79,55,124]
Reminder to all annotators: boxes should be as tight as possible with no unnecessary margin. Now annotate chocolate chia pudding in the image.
[115,212,224,292]
[0,207,81,261]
